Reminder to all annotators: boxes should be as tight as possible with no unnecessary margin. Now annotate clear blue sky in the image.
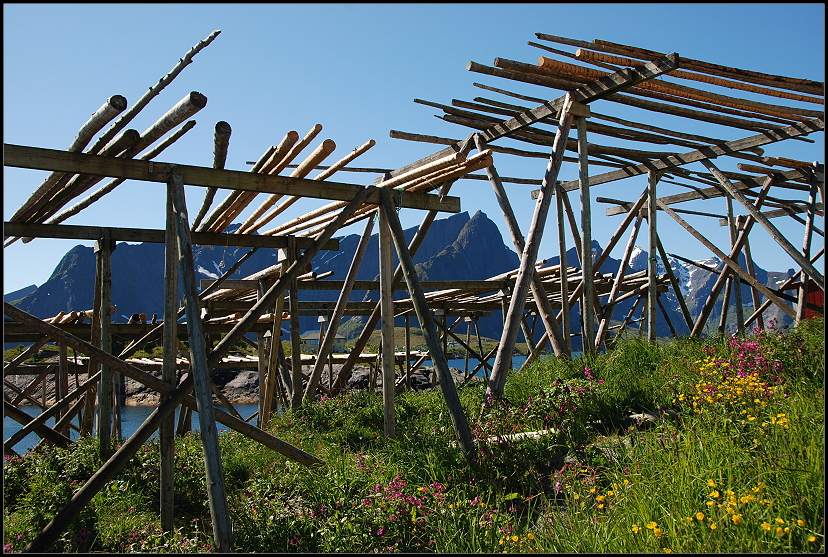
[3,3,825,295]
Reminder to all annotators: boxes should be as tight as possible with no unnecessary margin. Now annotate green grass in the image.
[4,317,823,553]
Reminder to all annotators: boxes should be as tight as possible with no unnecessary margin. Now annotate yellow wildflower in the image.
[732,515,743,525]
[710,523,717,530]
[707,479,717,488]
[654,528,663,537]
[775,518,785,524]
[527,533,535,540]
[797,520,805,527]
[709,490,720,498]
[647,521,658,529]
[696,512,705,521]
[809,536,817,542]
[761,522,771,531]
[632,524,641,533]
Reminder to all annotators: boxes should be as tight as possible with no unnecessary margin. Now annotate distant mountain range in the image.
[5,211,794,351]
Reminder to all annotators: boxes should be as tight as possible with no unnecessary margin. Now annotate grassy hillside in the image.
[4,317,823,553]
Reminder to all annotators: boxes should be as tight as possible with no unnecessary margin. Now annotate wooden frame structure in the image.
[4,31,823,552]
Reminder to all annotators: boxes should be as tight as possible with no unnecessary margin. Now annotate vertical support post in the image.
[726,197,745,333]
[718,278,733,334]
[378,203,396,440]
[797,178,819,324]
[288,237,302,409]
[160,180,179,533]
[256,280,268,421]
[168,174,233,552]
[577,116,595,354]
[556,187,571,353]
[405,315,412,389]
[486,94,577,405]
[56,343,69,435]
[647,171,658,342]
[95,229,113,461]
[741,227,764,330]
[378,187,474,456]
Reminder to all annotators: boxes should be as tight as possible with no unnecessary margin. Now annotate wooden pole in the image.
[654,234,694,331]
[700,159,824,291]
[486,95,577,406]
[578,116,596,352]
[168,174,233,552]
[5,95,127,228]
[378,187,474,456]
[796,179,819,324]
[741,227,764,330]
[726,197,745,333]
[379,204,396,439]
[330,183,453,395]
[595,215,643,350]
[689,177,773,335]
[95,229,114,461]
[304,215,374,400]
[474,134,568,357]
[556,186,571,354]
[658,199,796,320]
[192,121,232,230]
[160,180,179,533]
[647,170,658,342]
[288,239,303,409]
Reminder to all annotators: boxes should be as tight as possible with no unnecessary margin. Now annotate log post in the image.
[741,224,764,330]
[658,199,796,320]
[379,202,396,439]
[690,177,774,336]
[160,179,179,532]
[378,186,474,455]
[647,170,659,342]
[718,278,733,334]
[95,229,114,461]
[655,234,694,331]
[288,239,303,409]
[486,95,577,406]
[595,215,643,350]
[168,174,233,552]
[405,315,412,389]
[556,184,571,353]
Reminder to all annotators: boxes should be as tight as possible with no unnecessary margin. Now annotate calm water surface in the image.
[4,355,531,455]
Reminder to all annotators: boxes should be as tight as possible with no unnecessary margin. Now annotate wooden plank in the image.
[647,171,658,342]
[4,144,460,213]
[4,221,339,250]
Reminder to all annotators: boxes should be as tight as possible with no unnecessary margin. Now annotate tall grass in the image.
[4,317,823,552]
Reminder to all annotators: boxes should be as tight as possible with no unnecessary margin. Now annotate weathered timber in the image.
[3,222,338,250]
[168,174,233,552]
[3,144,461,213]
[378,200,396,439]
[700,159,824,291]
[378,186,474,455]
[191,120,232,230]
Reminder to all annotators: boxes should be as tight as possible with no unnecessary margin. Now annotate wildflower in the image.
[654,528,663,537]
[732,514,743,525]
[511,536,519,542]
[696,512,705,521]
[761,522,771,531]
[797,520,805,527]
[527,533,535,540]
[646,522,658,530]
[709,490,720,498]
[809,536,817,542]
[710,523,717,530]
[707,479,717,488]
[775,517,785,524]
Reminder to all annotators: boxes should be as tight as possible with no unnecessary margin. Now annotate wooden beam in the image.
[4,221,339,251]
[4,143,460,213]
[378,201,396,440]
